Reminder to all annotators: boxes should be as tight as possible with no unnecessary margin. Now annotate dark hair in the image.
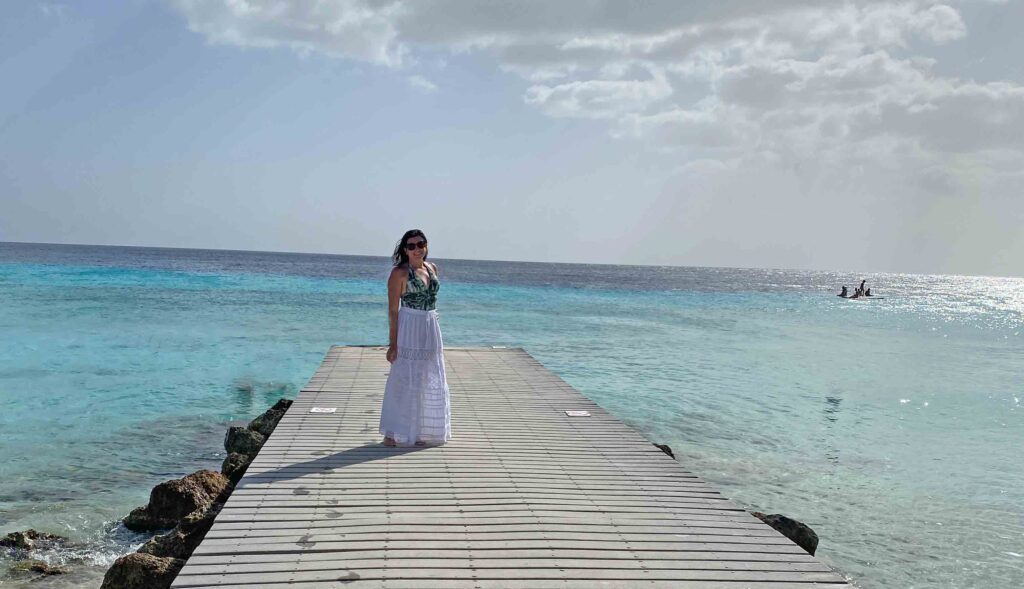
[392,229,428,267]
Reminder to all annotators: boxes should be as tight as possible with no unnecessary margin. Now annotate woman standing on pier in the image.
[380,229,452,447]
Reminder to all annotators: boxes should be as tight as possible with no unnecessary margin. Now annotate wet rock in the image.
[221,452,253,484]
[224,426,265,455]
[752,512,819,555]
[123,508,164,533]
[0,529,66,551]
[139,503,223,560]
[123,470,230,532]
[9,559,69,575]
[100,553,184,589]
[247,398,292,437]
[653,443,675,459]
[248,409,284,437]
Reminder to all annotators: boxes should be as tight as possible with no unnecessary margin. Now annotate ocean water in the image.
[0,241,1021,588]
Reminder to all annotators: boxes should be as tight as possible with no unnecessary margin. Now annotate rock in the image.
[100,553,184,589]
[224,426,265,455]
[139,503,222,559]
[123,470,230,532]
[248,408,285,437]
[653,443,675,459]
[751,512,819,555]
[123,506,158,531]
[246,398,292,436]
[9,559,70,575]
[0,529,66,551]
[221,452,253,485]
[1,531,34,550]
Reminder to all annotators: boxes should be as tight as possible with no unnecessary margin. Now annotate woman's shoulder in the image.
[389,265,408,279]
[427,261,440,274]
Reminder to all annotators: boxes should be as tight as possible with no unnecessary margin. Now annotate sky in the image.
[1,0,1022,276]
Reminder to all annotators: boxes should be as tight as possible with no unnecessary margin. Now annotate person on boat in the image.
[379,229,452,447]
[858,279,866,296]
[838,286,849,297]
[865,288,873,296]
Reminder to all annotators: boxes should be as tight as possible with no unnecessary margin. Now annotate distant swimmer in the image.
[838,281,878,300]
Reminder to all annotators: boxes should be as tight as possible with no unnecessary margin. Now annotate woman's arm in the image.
[386,267,404,363]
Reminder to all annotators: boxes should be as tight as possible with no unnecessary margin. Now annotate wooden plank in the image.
[171,347,851,588]
[177,559,835,575]
[175,568,845,585]
[183,550,825,566]
[201,518,775,531]
[203,522,776,539]
[174,582,848,589]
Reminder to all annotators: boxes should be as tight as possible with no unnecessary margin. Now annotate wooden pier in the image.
[172,346,851,588]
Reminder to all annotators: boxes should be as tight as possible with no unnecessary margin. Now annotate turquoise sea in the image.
[0,242,1021,588]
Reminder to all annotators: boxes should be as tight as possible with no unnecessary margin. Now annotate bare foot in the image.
[383,437,396,447]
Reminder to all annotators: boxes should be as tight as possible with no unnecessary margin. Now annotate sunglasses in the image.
[404,241,428,251]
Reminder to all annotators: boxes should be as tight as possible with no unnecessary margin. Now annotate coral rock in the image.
[653,443,675,459]
[100,553,184,589]
[224,426,265,455]
[139,503,222,560]
[246,398,292,436]
[9,559,70,575]
[248,408,286,437]
[752,512,819,555]
[0,529,66,551]
[123,470,230,532]
[221,452,253,485]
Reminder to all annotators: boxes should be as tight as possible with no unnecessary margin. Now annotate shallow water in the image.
[0,242,1022,588]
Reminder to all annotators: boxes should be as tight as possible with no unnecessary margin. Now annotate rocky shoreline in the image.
[1,398,293,588]
[651,443,820,555]
[5,404,823,587]
[1,530,75,577]
[98,398,292,589]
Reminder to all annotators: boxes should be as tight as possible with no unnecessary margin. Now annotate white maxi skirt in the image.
[379,306,452,445]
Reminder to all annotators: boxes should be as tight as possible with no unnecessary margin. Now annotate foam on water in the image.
[1,243,1022,588]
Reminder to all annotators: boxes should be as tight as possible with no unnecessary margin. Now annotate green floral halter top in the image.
[401,264,439,311]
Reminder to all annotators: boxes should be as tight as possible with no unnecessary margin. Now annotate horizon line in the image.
[1,239,1020,280]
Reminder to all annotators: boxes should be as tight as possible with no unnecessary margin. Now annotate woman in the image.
[379,229,452,447]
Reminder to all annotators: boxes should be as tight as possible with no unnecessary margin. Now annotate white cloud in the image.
[908,4,967,42]
[171,0,408,66]
[170,0,1024,245]
[407,74,438,92]
[525,67,671,119]
[38,2,69,20]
